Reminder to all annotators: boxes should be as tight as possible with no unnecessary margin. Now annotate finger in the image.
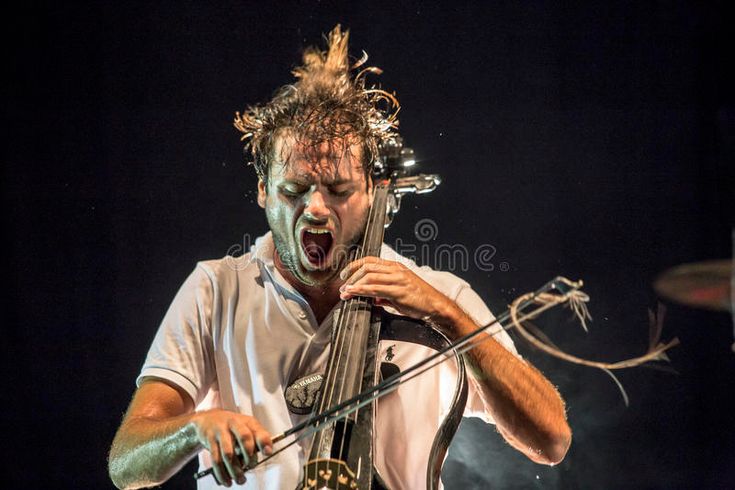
[229,425,250,466]
[216,432,237,486]
[342,264,395,288]
[373,297,397,308]
[253,429,274,456]
[246,419,274,455]
[339,257,391,280]
[206,435,230,487]
[341,284,402,301]
[238,427,257,457]
[341,272,398,296]
[228,425,249,483]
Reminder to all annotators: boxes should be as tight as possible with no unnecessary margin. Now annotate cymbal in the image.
[654,259,733,312]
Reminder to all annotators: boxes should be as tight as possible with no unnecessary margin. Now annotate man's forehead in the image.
[274,163,364,185]
[272,133,365,181]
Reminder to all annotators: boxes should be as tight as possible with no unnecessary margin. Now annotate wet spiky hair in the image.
[233,25,400,182]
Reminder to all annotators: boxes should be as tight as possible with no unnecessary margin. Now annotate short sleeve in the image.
[136,264,216,406]
[453,285,521,424]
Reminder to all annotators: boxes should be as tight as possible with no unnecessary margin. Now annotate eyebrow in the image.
[281,175,354,186]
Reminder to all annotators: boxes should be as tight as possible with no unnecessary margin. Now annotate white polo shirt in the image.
[138,232,517,490]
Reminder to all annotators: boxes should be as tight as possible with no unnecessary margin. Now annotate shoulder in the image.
[193,231,277,287]
[190,253,261,296]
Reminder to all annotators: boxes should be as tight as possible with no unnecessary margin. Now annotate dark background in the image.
[5,1,734,488]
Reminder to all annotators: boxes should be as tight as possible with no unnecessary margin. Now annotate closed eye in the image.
[328,184,354,197]
[277,182,352,198]
[279,184,308,197]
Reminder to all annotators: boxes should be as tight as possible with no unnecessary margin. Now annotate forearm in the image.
[108,413,201,489]
[435,302,571,464]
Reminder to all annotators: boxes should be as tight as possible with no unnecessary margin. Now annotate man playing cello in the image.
[108,26,571,489]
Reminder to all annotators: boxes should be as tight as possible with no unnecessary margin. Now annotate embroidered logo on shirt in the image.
[285,373,323,415]
[385,344,396,362]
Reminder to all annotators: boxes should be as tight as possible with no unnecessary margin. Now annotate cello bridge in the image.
[302,458,358,489]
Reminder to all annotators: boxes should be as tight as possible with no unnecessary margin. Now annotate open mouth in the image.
[300,228,334,267]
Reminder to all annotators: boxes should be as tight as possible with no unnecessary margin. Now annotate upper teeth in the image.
[306,229,330,235]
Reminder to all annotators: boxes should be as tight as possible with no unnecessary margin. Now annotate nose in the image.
[303,188,329,223]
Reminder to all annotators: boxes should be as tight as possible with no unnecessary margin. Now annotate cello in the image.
[297,138,467,490]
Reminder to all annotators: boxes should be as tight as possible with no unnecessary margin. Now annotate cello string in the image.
[332,262,361,478]
[326,183,379,413]
[318,254,365,416]
[348,184,388,422]
[335,186,383,414]
[331,184,387,480]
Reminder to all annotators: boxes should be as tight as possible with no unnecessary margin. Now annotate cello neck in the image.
[357,182,390,259]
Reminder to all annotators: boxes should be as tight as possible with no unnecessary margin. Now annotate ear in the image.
[257,179,267,209]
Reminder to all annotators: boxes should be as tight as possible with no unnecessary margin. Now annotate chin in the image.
[296,255,342,286]
[273,247,331,287]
